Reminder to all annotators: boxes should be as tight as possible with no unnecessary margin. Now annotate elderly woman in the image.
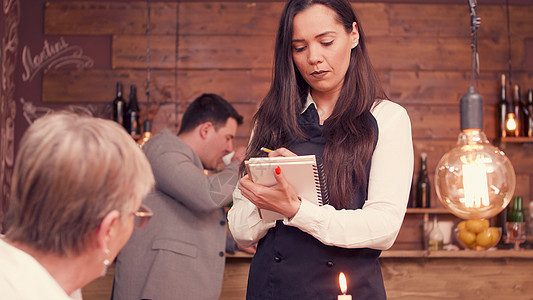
[0,111,154,299]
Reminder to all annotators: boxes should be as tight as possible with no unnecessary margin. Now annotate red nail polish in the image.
[275,166,281,175]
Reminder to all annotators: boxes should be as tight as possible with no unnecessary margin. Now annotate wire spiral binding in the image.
[313,157,330,205]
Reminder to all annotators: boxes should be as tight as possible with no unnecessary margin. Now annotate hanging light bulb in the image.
[434,90,516,219]
[434,0,516,220]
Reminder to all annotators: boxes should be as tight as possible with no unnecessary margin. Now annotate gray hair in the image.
[5,111,154,256]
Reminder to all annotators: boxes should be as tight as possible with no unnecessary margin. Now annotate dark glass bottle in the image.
[416,152,431,208]
[126,85,140,137]
[499,74,508,138]
[112,82,126,127]
[526,88,533,137]
[512,84,524,137]
[506,196,526,250]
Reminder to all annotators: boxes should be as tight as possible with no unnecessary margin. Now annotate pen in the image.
[260,147,273,153]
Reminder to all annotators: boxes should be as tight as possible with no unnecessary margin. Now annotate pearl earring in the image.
[101,248,111,276]
[352,42,358,49]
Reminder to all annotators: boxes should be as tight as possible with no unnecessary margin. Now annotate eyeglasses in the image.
[132,204,153,230]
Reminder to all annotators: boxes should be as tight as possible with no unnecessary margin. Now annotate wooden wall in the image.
[42,1,533,250]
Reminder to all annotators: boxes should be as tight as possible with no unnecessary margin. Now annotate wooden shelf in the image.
[406,208,452,214]
[227,249,533,260]
[381,249,533,259]
[500,136,533,143]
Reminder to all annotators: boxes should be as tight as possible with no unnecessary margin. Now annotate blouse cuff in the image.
[284,198,328,234]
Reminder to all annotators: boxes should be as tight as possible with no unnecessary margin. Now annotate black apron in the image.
[246,104,385,300]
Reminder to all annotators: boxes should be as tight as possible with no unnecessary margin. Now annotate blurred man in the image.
[113,93,246,300]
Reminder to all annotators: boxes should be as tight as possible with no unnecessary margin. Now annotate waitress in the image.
[228,0,413,299]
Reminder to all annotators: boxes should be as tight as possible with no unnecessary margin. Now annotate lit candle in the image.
[338,272,352,300]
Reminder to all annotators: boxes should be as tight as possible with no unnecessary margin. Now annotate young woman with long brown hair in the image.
[228,0,413,298]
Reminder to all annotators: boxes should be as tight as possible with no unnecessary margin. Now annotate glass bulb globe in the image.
[435,129,516,220]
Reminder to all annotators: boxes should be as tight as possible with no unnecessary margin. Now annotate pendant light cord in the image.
[505,0,513,87]
[174,1,180,131]
[468,0,481,89]
[146,0,151,105]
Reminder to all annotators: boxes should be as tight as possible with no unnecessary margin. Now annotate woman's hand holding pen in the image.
[239,147,301,219]
[261,147,297,158]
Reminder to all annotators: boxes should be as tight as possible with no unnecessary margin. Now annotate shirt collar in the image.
[301,93,316,115]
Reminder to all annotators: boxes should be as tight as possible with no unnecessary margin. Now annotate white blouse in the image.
[228,100,414,250]
[0,237,77,300]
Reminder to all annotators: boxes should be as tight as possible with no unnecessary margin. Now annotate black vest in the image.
[246,104,385,300]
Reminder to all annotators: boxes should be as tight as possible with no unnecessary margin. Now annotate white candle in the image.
[338,272,352,300]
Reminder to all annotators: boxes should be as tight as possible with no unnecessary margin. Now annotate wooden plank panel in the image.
[387,71,497,105]
[113,34,519,71]
[382,258,533,299]
[389,4,470,37]
[113,35,275,69]
[42,69,177,104]
[42,69,269,105]
[368,36,511,71]
[389,71,533,107]
[508,6,533,38]
[503,143,533,175]
[251,68,272,103]
[388,4,532,39]
[179,2,264,35]
[112,35,177,69]
[44,1,177,35]
[176,69,258,104]
[178,2,388,36]
[352,3,390,37]
[178,35,275,69]
[404,104,497,140]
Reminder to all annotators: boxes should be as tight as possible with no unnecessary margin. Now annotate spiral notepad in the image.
[245,155,329,222]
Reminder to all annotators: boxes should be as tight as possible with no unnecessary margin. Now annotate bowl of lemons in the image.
[454,219,501,250]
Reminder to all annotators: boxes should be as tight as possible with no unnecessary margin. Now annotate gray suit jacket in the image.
[112,129,240,300]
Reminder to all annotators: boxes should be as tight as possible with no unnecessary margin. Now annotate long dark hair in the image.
[245,0,387,209]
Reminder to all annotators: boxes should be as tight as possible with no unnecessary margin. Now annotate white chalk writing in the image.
[22,37,94,82]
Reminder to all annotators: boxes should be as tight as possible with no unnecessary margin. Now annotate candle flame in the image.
[339,272,347,294]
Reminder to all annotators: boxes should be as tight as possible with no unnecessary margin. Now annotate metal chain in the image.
[146,0,151,104]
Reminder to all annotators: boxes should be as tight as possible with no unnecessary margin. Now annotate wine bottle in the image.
[112,82,126,127]
[126,84,140,137]
[506,196,526,250]
[526,88,533,137]
[499,74,508,138]
[512,84,523,137]
[416,152,431,208]
[428,216,444,251]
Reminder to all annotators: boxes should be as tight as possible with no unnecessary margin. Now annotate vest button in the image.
[274,256,281,263]
[219,251,225,257]
[220,220,226,226]
[326,261,334,267]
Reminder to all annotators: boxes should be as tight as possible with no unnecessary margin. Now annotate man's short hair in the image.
[5,111,154,256]
[178,93,243,134]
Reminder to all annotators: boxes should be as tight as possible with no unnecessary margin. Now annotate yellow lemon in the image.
[457,221,467,230]
[465,219,489,234]
[476,229,493,247]
[488,227,501,245]
[458,229,476,247]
